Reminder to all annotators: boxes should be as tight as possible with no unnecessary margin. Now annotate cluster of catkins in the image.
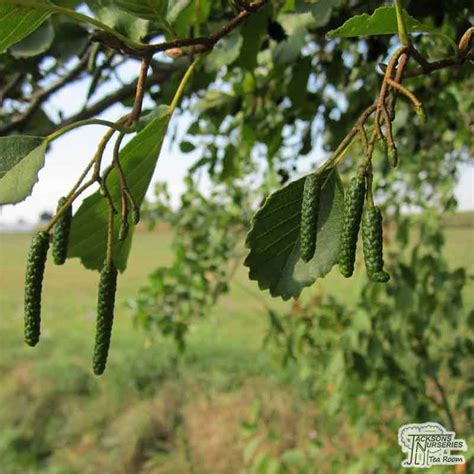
[299,170,389,282]
[23,197,117,375]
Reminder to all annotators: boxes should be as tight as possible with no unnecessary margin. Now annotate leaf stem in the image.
[394,0,410,46]
[46,119,134,143]
[168,56,203,115]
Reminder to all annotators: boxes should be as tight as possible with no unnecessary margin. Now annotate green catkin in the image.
[24,232,50,346]
[300,174,322,262]
[382,138,398,168]
[93,263,118,375]
[132,206,140,225]
[118,221,129,241]
[338,175,366,278]
[52,197,72,265]
[362,207,390,283]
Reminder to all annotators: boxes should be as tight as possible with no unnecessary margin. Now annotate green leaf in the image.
[168,0,210,35]
[114,0,168,21]
[89,4,148,41]
[0,5,50,53]
[272,13,315,65]
[327,6,434,38]
[9,18,54,58]
[244,169,344,300]
[0,136,47,204]
[239,4,270,70]
[68,107,171,272]
[179,141,195,153]
[166,0,191,23]
[295,0,341,26]
[205,29,243,72]
[49,20,89,61]
[0,135,43,179]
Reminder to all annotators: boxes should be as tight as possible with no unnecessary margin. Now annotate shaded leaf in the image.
[179,141,195,153]
[115,0,168,21]
[49,20,89,60]
[10,18,54,58]
[0,135,44,179]
[295,0,341,26]
[89,4,148,41]
[68,107,171,272]
[0,5,50,53]
[205,29,243,72]
[327,6,434,38]
[167,0,192,23]
[272,13,315,65]
[244,169,344,300]
[0,137,47,204]
[239,4,270,70]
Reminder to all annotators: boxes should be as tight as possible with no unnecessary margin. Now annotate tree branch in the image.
[431,374,457,433]
[5,62,180,136]
[95,0,268,57]
[0,55,90,135]
[404,52,473,77]
[128,56,151,123]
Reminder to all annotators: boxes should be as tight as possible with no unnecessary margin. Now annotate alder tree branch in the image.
[317,27,473,177]
[93,0,268,57]
[39,64,179,136]
[0,53,90,135]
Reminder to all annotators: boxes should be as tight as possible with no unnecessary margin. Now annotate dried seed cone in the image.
[338,176,366,278]
[24,232,50,346]
[300,174,322,262]
[93,263,118,375]
[52,197,72,265]
[362,207,390,283]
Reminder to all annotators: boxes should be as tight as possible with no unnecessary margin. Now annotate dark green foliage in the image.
[93,263,118,375]
[362,206,390,282]
[52,197,72,265]
[338,176,366,278]
[300,173,321,262]
[24,231,50,347]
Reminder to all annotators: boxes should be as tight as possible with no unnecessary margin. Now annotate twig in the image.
[403,52,473,77]
[43,127,116,233]
[407,44,431,72]
[106,204,115,266]
[386,52,408,119]
[144,0,268,56]
[319,103,377,173]
[43,66,178,135]
[431,375,457,433]
[0,73,24,106]
[7,0,267,58]
[373,46,407,139]
[0,53,90,135]
[128,56,151,123]
[386,78,422,109]
[111,133,130,240]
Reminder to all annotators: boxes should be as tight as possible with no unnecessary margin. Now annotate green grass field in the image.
[0,218,473,473]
